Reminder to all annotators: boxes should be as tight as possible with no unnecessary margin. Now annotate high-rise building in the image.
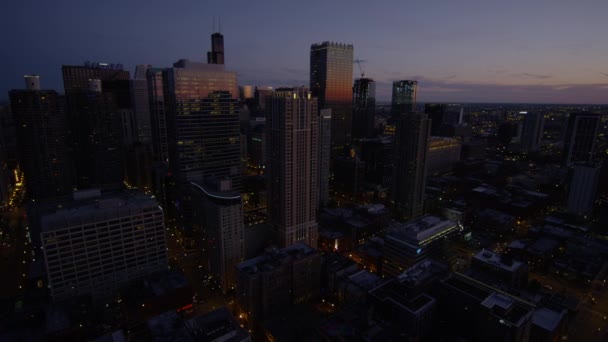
[38,190,168,302]
[163,60,240,188]
[9,76,71,199]
[67,80,125,189]
[207,32,225,65]
[424,103,446,136]
[562,112,600,166]
[391,80,418,118]
[520,112,544,153]
[310,42,354,147]
[392,112,430,220]
[192,181,244,293]
[352,78,376,140]
[318,109,331,207]
[131,64,153,144]
[266,88,319,248]
[147,67,170,164]
[62,63,131,189]
[567,162,601,217]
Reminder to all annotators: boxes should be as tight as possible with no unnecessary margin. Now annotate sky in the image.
[1,0,608,103]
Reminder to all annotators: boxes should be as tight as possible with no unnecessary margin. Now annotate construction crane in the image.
[355,58,365,78]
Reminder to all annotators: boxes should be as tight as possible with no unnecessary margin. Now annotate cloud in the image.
[510,72,553,80]
[601,72,608,77]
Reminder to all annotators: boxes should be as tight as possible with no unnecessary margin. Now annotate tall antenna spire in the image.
[218,16,221,33]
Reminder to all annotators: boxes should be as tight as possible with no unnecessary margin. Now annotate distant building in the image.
[567,162,601,217]
[333,148,365,196]
[470,249,528,290]
[391,80,417,118]
[427,137,461,175]
[520,112,544,152]
[562,112,600,166]
[146,67,169,164]
[207,32,225,65]
[424,103,446,136]
[310,41,354,148]
[131,64,153,144]
[360,137,394,187]
[235,244,321,328]
[392,112,430,220]
[383,215,460,276]
[38,190,167,302]
[9,76,72,199]
[352,78,376,140]
[318,109,332,207]
[266,88,319,248]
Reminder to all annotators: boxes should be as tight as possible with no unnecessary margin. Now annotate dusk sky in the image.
[2,0,608,103]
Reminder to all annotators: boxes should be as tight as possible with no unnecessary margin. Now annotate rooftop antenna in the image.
[218,17,221,33]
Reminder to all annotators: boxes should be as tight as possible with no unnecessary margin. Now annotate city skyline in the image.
[2,0,608,104]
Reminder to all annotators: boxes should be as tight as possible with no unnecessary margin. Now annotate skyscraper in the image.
[62,63,131,189]
[567,162,601,217]
[562,112,600,166]
[520,112,544,153]
[131,64,153,144]
[424,103,446,136]
[266,88,319,248]
[9,76,71,199]
[318,109,331,207]
[207,32,225,65]
[352,78,376,140]
[192,181,244,293]
[392,112,430,220]
[310,42,354,148]
[391,80,418,118]
[163,60,240,188]
[147,67,169,164]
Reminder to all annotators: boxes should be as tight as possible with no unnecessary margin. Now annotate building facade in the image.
[39,190,168,302]
[9,77,72,199]
[266,88,319,248]
[392,112,430,220]
[310,42,354,148]
[352,78,376,140]
[318,109,332,207]
[562,112,600,166]
[391,80,418,118]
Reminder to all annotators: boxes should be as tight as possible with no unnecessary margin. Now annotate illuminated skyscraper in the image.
[310,42,354,147]
[352,78,376,140]
[392,112,430,220]
[391,80,418,118]
[266,88,318,248]
[9,76,71,199]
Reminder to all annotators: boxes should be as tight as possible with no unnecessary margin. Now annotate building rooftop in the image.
[39,190,160,233]
[386,215,459,246]
[473,249,524,272]
[396,259,448,288]
[532,307,566,332]
[183,306,249,342]
[236,243,317,275]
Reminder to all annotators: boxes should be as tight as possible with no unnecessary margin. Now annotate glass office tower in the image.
[310,42,354,148]
[352,78,376,140]
[391,80,418,118]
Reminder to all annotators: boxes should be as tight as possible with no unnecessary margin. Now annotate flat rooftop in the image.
[473,249,524,272]
[236,243,317,275]
[396,259,448,287]
[39,190,160,233]
[386,215,458,245]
